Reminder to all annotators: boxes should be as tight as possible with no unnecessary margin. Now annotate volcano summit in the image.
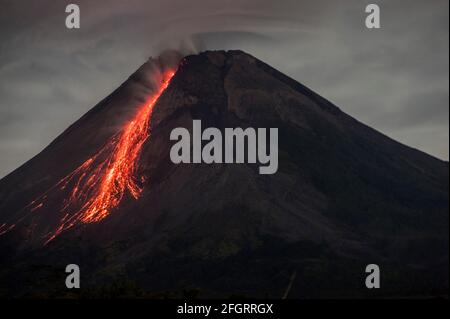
[0,50,448,298]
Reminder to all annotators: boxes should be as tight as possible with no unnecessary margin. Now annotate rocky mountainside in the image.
[0,50,448,298]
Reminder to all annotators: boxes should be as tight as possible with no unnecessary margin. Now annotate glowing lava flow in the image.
[69,72,174,224]
[1,69,175,245]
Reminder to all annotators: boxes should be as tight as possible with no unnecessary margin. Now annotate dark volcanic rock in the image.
[0,50,448,298]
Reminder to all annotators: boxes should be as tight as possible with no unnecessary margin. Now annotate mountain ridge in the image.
[0,50,447,298]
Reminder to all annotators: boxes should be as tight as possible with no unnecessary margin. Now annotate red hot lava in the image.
[0,69,176,244]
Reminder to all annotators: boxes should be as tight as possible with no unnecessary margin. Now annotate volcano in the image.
[0,50,448,298]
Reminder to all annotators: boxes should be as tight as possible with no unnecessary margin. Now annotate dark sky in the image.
[0,0,448,178]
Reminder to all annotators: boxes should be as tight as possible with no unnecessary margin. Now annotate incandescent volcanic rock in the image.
[0,50,448,298]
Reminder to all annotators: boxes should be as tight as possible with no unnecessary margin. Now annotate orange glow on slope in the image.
[39,70,176,243]
[0,70,176,244]
[71,72,174,224]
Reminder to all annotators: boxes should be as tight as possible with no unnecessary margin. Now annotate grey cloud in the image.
[379,90,449,128]
[0,0,448,177]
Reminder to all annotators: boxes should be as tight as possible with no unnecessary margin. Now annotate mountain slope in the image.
[0,50,448,298]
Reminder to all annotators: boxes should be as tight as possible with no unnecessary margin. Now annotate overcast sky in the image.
[0,0,448,178]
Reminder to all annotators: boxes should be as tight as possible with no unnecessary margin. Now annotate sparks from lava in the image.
[0,69,176,244]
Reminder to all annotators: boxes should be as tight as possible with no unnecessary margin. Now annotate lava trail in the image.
[0,69,176,244]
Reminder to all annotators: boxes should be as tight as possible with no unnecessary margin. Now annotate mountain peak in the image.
[0,50,447,298]
[150,48,340,130]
